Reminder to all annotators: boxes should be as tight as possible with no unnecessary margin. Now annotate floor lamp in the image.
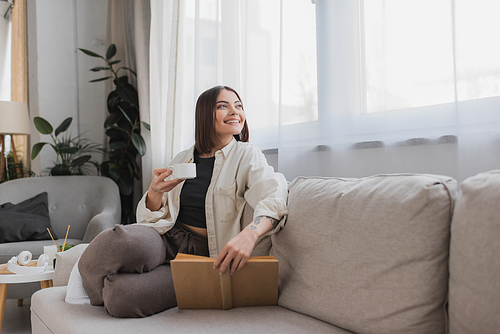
[0,101,31,181]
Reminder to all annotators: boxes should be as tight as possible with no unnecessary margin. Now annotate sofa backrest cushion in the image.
[448,170,500,333]
[53,243,89,286]
[272,174,456,334]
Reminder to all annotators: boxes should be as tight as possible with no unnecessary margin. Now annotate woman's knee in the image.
[110,224,167,271]
[85,224,166,272]
[79,224,167,306]
[102,265,177,318]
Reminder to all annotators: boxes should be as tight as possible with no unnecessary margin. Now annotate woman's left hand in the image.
[213,227,259,275]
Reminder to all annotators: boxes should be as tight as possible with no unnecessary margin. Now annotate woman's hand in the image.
[213,215,279,275]
[146,167,184,211]
[213,226,259,275]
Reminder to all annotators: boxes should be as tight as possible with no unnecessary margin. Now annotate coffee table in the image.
[0,267,54,332]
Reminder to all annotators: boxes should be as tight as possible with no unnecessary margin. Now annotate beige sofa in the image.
[30,171,500,334]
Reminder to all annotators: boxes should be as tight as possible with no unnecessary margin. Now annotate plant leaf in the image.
[89,76,112,83]
[114,76,129,85]
[141,121,151,131]
[60,146,79,154]
[104,112,122,127]
[109,141,126,150]
[90,66,109,72]
[56,142,69,149]
[72,155,91,166]
[106,44,117,59]
[131,133,146,156]
[108,125,129,133]
[127,162,133,177]
[105,129,127,142]
[117,170,133,196]
[33,117,53,135]
[129,154,140,172]
[108,149,121,161]
[115,85,132,105]
[118,106,133,126]
[31,142,48,160]
[114,83,139,108]
[54,117,72,137]
[108,169,120,182]
[107,95,121,107]
[109,60,121,65]
[78,48,103,58]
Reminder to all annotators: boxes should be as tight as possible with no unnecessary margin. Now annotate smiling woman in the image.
[78,85,288,318]
[212,89,246,152]
[195,86,248,158]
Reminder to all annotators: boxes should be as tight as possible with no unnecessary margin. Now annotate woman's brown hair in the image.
[195,85,249,155]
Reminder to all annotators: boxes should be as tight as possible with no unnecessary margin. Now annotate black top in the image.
[175,152,215,229]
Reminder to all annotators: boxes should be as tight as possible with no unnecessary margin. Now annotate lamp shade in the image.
[0,101,31,135]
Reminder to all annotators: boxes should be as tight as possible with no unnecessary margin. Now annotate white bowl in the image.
[7,259,47,275]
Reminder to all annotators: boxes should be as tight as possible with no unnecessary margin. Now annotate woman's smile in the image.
[214,89,246,144]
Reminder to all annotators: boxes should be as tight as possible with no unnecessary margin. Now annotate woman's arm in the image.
[146,167,184,211]
[213,215,279,275]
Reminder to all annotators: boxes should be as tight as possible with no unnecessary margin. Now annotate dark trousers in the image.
[79,223,209,318]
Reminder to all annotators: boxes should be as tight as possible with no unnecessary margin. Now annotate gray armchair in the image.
[0,176,121,300]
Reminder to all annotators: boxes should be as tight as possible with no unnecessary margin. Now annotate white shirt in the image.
[135,138,288,258]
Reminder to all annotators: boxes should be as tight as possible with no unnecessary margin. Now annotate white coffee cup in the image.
[168,163,196,179]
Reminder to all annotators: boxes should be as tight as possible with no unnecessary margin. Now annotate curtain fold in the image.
[149,0,180,173]
[107,0,151,209]
[288,0,500,183]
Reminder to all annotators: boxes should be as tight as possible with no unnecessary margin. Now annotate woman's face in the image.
[214,89,246,144]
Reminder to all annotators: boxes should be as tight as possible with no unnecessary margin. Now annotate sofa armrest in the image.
[82,211,119,243]
[53,244,89,286]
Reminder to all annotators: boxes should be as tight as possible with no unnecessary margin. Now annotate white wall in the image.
[0,1,11,101]
[28,0,108,175]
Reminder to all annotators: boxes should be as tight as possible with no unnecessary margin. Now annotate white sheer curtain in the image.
[149,0,193,180]
[148,0,317,171]
[279,0,500,182]
[149,0,500,183]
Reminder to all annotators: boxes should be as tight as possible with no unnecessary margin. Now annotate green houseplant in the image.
[0,150,36,184]
[79,44,150,224]
[31,116,103,176]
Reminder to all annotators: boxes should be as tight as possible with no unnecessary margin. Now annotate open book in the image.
[170,253,278,310]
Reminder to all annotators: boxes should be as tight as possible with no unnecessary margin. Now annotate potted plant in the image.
[79,44,150,224]
[31,117,103,176]
[0,150,36,183]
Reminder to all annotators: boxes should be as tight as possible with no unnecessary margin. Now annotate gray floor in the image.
[2,298,31,334]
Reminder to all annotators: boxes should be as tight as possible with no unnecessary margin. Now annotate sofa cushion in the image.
[0,192,58,243]
[272,174,456,334]
[53,243,89,287]
[448,170,500,333]
[31,286,352,334]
